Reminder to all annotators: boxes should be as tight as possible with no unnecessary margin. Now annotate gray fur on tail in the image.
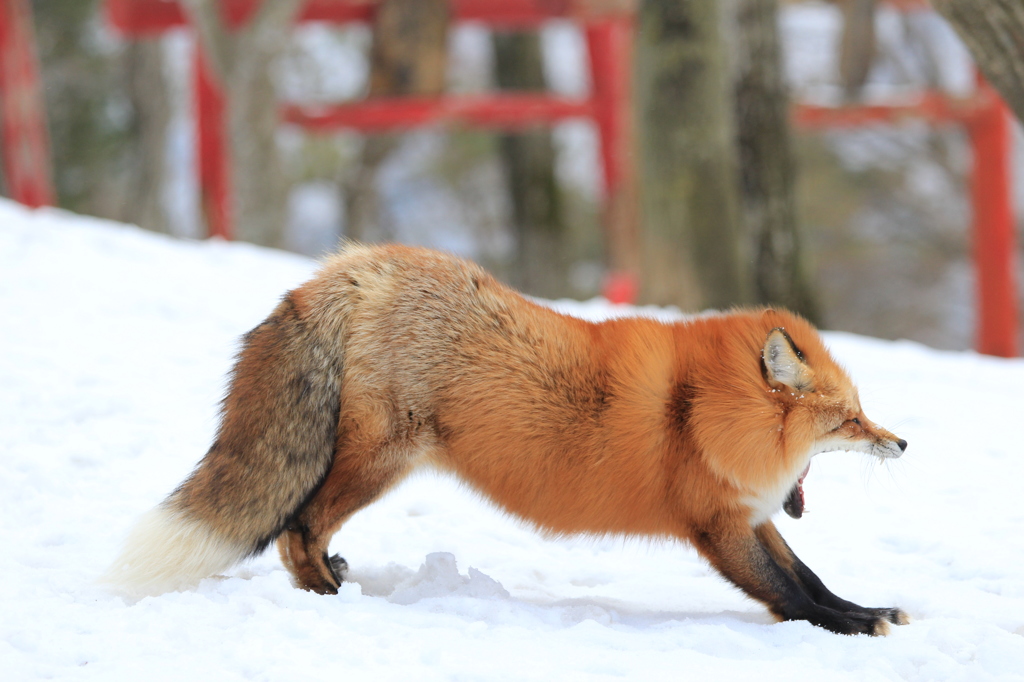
[102,293,342,595]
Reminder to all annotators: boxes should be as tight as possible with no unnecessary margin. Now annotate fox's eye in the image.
[850,418,861,426]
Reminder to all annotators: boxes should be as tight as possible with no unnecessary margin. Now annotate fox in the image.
[104,243,909,635]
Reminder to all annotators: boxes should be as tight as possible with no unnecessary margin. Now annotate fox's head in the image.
[760,325,906,519]
[762,327,907,461]
[687,310,906,524]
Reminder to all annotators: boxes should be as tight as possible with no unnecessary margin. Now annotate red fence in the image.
[3,0,1016,355]
[795,82,1018,357]
[109,0,640,290]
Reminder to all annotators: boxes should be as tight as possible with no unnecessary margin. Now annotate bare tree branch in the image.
[838,0,876,100]
[932,0,1024,123]
[180,0,233,82]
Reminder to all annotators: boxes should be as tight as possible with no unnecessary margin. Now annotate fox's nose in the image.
[897,439,907,452]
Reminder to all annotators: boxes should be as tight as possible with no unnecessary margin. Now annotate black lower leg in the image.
[694,528,892,636]
[755,522,907,626]
[785,550,906,624]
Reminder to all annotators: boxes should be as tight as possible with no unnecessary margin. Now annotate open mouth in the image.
[783,463,810,519]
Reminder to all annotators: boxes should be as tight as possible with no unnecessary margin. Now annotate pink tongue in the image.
[797,463,809,508]
[783,463,811,519]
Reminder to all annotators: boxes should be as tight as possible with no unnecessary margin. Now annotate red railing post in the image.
[586,15,639,303]
[0,0,54,208]
[195,45,232,240]
[967,84,1019,357]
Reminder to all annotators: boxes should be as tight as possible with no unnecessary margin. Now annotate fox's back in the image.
[300,243,589,399]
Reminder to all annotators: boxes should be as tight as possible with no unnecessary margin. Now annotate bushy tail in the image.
[102,294,342,596]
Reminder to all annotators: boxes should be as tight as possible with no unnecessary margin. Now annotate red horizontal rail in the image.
[106,0,631,35]
[793,90,995,129]
[284,90,995,134]
[282,93,595,132]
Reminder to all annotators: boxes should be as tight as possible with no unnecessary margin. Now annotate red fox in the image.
[104,244,909,635]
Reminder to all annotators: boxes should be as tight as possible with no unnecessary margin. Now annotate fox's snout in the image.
[881,436,907,459]
[871,424,907,459]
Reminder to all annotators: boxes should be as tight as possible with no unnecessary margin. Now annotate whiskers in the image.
[857,443,912,501]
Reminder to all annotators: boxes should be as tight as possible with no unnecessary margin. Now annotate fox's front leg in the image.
[754,521,909,626]
[692,526,894,635]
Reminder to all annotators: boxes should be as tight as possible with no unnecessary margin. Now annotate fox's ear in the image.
[762,328,814,392]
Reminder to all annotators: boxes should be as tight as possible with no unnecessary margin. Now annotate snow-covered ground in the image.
[2,201,1024,681]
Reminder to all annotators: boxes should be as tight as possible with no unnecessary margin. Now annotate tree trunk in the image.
[492,32,566,298]
[182,0,303,246]
[122,39,171,233]
[634,0,748,309]
[732,0,819,321]
[344,0,449,242]
[33,0,135,218]
[932,0,1024,124]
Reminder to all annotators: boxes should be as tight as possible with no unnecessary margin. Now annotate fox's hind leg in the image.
[754,522,909,627]
[277,422,414,594]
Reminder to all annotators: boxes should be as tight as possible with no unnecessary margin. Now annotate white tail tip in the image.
[99,505,248,597]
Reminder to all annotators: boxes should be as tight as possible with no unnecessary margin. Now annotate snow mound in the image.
[386,552,511,605]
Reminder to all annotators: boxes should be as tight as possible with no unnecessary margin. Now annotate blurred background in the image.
[12,0,1024,352]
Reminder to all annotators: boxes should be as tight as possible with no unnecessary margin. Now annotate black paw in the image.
[854,606,910,626]
[820,597,910,628]
[328,554,349,584]
[799,606,896,636]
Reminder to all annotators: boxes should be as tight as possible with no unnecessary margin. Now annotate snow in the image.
[2,200,1024,680]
